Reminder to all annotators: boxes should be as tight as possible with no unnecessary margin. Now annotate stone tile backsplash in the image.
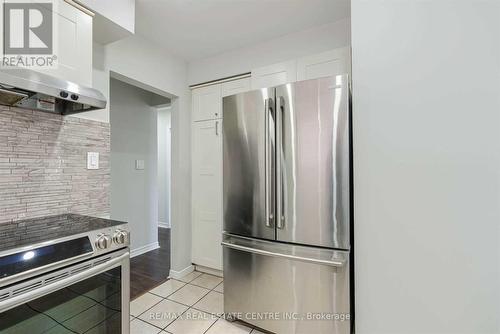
[0,106,110,223]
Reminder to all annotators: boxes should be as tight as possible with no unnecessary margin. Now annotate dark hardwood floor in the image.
[130,227,170,299]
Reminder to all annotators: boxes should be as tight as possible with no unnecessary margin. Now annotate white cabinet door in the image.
[36,0,93,87]
[297,47,351,81]
[192,84,222,121]
[192,119,223,270]
[221,77,251,97]
[57,1,93,86]
[251,60,297,89]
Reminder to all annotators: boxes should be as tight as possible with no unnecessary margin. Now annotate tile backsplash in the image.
[0,106,110,223]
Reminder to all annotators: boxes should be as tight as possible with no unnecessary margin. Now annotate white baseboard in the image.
[158,221,170,229]
[169,265,194,280]
[130,241,160,258]
[194,264,223,277]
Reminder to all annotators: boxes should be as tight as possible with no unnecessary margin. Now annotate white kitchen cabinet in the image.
[191,78,248,271]
[192,84,222,122]
[297,47,351,81]
[221,77,251,97]
[1,0,92,86]
[191,119,223,270]
[251,60,297,89]
[35,0,93,87]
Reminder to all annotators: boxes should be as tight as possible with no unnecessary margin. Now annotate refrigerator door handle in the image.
[276,96,285,229]
[221,241,345,268]
[265,97,275,228]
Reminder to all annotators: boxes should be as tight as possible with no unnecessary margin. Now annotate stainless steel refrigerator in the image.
[222,74,352,334]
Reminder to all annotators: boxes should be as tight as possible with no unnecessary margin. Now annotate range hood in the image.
[0,68,106,115]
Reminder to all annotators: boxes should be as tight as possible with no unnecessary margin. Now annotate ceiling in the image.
[135,0,350,61]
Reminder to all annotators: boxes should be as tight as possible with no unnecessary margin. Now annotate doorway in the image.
[155,105,172,294]
[108,77,173,299]
[157,106,171,231]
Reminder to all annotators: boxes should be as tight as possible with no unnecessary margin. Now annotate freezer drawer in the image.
[222,234,350,334]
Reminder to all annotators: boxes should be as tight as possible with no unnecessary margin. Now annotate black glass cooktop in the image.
[0,214,125,254]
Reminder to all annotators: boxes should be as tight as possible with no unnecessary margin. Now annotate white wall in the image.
[77,35,192,273]
[188,18,350,85]
[106,36,192,273]
[110,79,158,252]
[351,1,500,333]
[158,107,171,227]
[77,0,135,32]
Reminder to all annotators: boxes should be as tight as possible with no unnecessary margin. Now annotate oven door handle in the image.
[0,252,129,313]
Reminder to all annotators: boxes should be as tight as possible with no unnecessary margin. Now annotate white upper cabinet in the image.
[36,0,93,87]
[221,77,251,97]
[192,84,222,122]
[191,119,223,270]
[56,1,92,86]
[297,47,351,81]
[251,60,297,89]
[249,47,351,90]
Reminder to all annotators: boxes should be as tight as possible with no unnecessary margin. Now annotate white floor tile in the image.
[190,273,223,290]
[250,329,267,334]
[214,282,224,293]
[130,318,162,334]
[165,309,217,334]
[193,291,223,316]
[177,271,203,283]
[168,284,210,306]
[150,279,186,298]
[130,292,162,316]
[206,318,252,334]
[139,299,189,329]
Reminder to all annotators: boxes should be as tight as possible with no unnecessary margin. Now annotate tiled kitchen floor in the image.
[130,271,265,334]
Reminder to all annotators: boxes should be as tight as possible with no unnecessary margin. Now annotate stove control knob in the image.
[96,234,112,249]
[113,230,129,245]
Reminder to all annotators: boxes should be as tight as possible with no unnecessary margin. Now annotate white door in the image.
[251,60,297,89]
[192,84,222,121]
[297,47,351,81]
[192,119,223,270]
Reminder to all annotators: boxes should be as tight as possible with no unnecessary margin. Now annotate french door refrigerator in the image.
[222,74,352,334]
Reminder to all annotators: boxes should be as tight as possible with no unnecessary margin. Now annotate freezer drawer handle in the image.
[221,241,345,268]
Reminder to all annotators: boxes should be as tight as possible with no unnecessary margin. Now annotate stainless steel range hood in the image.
[0,68,106,115]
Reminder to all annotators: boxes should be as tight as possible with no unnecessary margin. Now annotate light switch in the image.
[87,152,99,170]
[135,159,145,170]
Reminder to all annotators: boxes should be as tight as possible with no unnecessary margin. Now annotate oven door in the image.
[0,249,129,334]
